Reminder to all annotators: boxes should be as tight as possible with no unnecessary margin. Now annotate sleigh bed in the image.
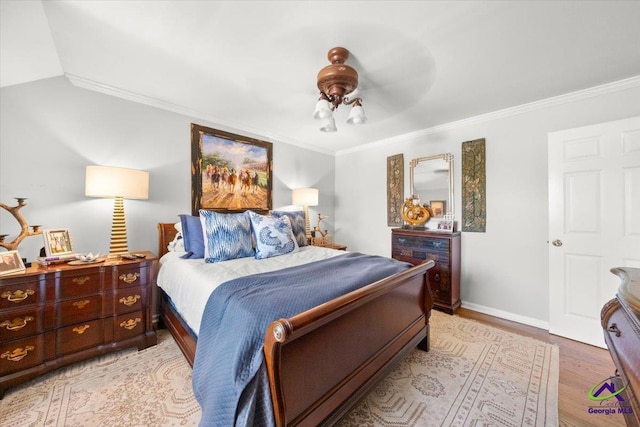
[156,221,434,426]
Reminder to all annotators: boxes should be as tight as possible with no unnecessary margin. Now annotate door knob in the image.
[552,239,563,247]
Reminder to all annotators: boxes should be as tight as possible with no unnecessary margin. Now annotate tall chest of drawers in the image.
[0,252,157,397]
[601,267,640,427]
[391,228,461,314]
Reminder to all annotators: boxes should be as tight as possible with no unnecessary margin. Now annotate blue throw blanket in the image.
[192,252,412,427]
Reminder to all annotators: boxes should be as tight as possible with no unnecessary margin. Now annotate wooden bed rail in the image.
[264,260,435,427]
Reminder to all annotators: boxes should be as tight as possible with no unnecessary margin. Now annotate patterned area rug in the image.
[1,311,558,427]
[339,312,559,426]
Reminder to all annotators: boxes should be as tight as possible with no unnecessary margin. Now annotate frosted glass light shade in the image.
[85,166,149,199]
[319,117,337,133]
[346,104,367,125]
[292,188,318,206]
[312,99,333,120]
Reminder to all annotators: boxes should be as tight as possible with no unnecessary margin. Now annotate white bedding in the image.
[157,246,345,335]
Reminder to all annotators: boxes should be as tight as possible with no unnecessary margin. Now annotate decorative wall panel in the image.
[461,138,486,232]
[387,154,404,226]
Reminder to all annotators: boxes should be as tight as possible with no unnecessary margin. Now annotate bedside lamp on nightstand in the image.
[292,188,318,244]
[85,165,149,257]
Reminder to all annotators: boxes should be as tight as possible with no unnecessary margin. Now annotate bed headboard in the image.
[157,223,179,258]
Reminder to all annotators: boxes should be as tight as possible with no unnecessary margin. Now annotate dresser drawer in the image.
[0,281,41,310]
[0,335,44,376]
[116,265,149,289]
[57,294,103,327]
[115,287,143,313]
[0,306,43,340]
[603,305,640,399]
[113,311,144,341]
[57,319,103,356]
[392,234,450,253]
[58,270,102,299]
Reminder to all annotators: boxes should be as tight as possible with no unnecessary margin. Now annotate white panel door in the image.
[548,116,640,348]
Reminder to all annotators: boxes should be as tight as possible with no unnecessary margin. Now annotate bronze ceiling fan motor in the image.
[316,47,359,110]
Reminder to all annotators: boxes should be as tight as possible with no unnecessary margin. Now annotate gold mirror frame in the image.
[409,153,454,217]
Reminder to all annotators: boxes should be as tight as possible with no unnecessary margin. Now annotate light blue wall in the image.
[0,76,335,260]
[334,82,640,326]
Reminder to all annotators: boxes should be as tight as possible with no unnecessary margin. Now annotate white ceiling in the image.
[2,1,639,154]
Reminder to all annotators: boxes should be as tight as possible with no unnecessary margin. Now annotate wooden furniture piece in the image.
[311,240,347,251]
[391,228,461,314]
[156,223,434,427]
[601,267,640,427]
[0,251,157,398]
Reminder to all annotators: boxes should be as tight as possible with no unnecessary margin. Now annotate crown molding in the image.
[65,73,335,156]
[336,75,640,156]
[66,73,640,158]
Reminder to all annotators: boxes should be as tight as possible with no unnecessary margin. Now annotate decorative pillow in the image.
[167,222,185,252]
[270,210,308,247]
[249,211,299,259]
[199,210,254,263]
[179,214,205,259]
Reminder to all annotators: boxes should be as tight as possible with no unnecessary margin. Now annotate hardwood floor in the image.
[456,307,627,427]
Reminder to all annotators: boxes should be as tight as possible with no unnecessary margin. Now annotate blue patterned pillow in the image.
[270,210,308,247]
[199,210,254,263]
[249,211,299,259]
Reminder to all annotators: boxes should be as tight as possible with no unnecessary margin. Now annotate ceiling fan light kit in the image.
[313,47,367,132]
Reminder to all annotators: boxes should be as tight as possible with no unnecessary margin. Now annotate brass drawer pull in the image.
[0,316,34,331]
[72,300,90,309]
[72,324,90,334]
[119,273,140,284]
[72,276,91,285]
[1,345,35,362]
[1,289,35,303]
[120,318,141,330]
[607,323,621,337]
[119,295,141,306]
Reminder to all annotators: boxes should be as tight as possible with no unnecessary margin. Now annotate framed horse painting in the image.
[191,123,273,215]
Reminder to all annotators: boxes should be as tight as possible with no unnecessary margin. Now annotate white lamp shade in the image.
[292,188,319,206]
[312,99,333,120]
[346,104,367,125]
[319,117,337,133]
[85,166,149,199]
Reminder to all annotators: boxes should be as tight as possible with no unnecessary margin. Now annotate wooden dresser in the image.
[391,228,461,314]
[0,251,157,397]
[601,267,640,427]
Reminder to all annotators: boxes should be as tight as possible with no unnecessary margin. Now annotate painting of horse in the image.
[191,124,272,214]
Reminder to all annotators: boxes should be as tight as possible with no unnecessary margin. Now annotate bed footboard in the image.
[263,260,434,427]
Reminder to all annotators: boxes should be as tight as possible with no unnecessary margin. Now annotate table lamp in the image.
[292,188,318,243]
[85,165,149,256]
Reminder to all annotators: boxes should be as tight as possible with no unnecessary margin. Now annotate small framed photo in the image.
[43,229,74,257]
[0,250,26,276]
[437,219,454,233]
[430,200,446,218]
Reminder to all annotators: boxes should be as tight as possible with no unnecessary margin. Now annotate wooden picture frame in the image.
[430,200,446,218]
[191,123,273,215]
[0,250,26,276]
[42,229,74,257]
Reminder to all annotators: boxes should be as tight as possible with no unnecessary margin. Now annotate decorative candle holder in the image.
[0,198,43,251]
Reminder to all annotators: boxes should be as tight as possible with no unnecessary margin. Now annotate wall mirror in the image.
[409,153,454,218]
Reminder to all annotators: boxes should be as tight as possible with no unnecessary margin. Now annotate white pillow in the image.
[249,211,299,259]
[167,222,185,252]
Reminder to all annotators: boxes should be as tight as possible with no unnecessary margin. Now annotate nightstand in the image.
[0,250,157,397]
[315,242,347,251]
[310,238,347,251]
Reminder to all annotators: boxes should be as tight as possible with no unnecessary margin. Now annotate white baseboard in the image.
[460,301,550,331]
